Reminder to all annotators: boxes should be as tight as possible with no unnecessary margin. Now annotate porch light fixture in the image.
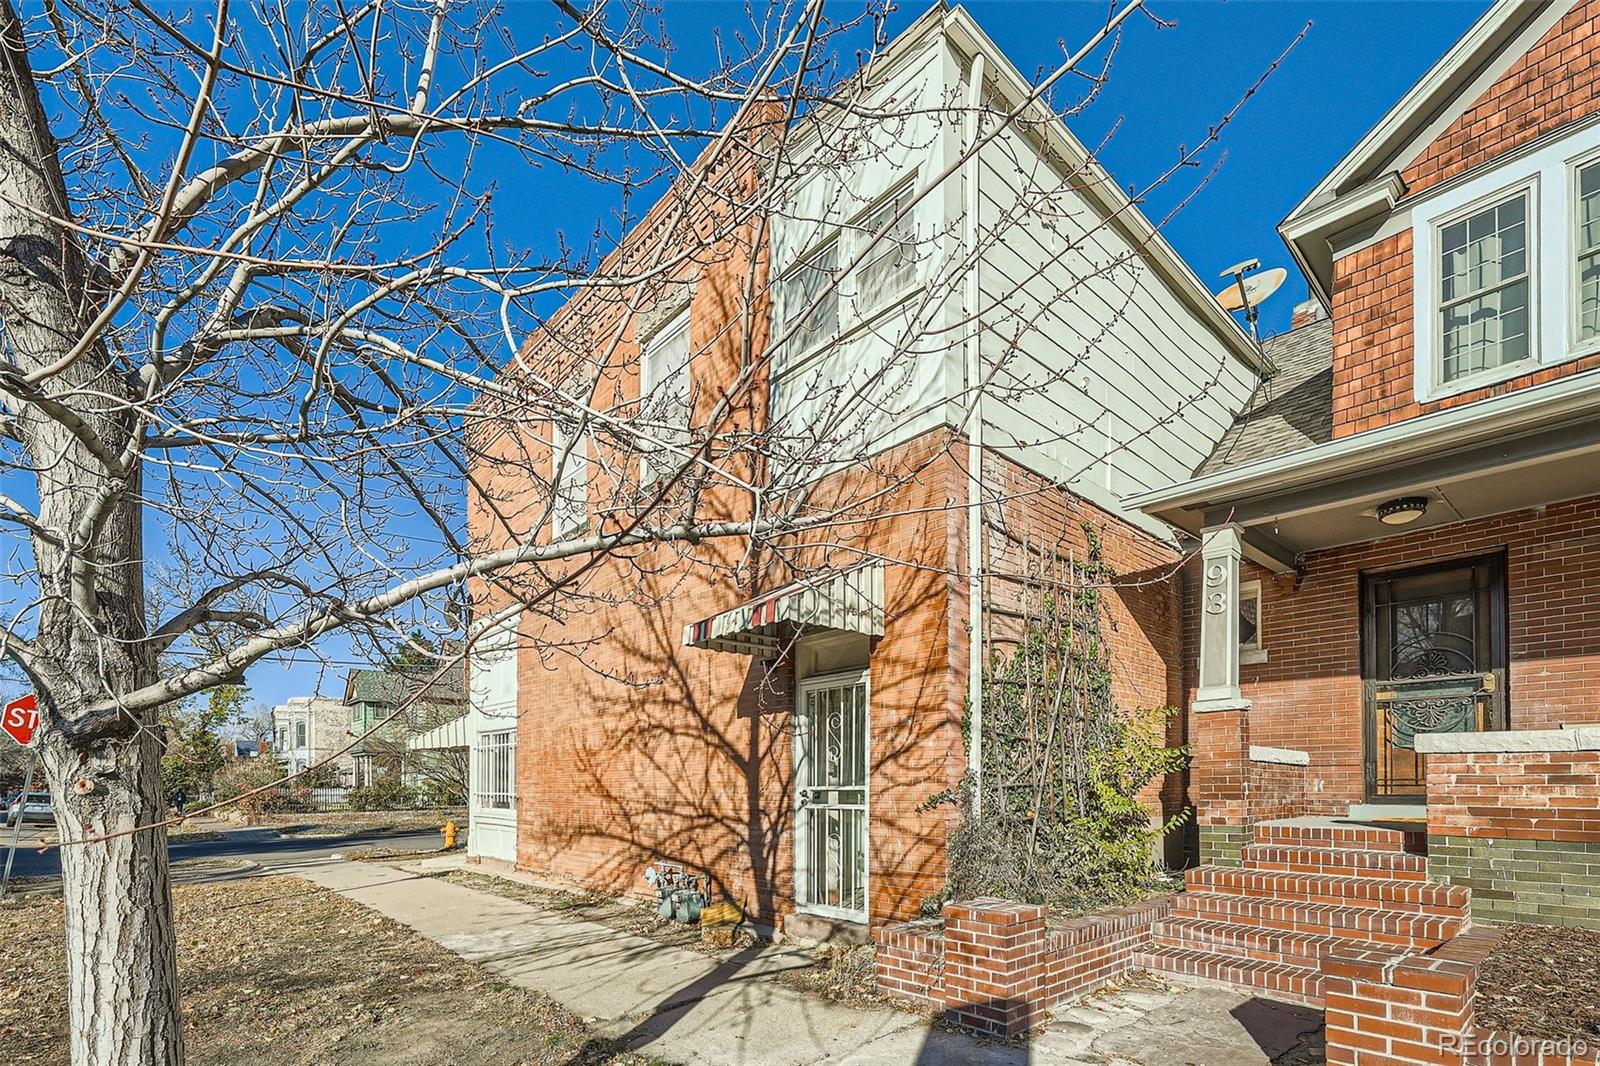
[1376,496,1429,526]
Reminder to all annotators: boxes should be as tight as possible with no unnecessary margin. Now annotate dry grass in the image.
[0,875,666,1066]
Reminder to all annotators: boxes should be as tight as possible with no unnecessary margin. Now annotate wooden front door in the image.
[1361,553,1508,801]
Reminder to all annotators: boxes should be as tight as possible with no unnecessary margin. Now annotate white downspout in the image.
[963,52,987,814]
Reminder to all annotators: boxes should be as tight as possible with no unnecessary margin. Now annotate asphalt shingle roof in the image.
[1196,318,1334,475]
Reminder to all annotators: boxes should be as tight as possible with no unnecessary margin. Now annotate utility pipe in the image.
[963,51,987,816]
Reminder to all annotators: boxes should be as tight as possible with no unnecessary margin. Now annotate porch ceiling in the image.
[1128,371,1600,572]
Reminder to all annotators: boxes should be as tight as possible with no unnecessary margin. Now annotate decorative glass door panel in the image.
[1362,555,1506,800]
[794,672,868,920]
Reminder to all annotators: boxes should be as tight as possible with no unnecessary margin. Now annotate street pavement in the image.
[2,821,446,883]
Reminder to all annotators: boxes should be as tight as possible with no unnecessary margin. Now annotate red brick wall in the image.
[1323,929,1494,1066]
[981,453,1188,834]
[1329,1,1600,438]
[1402,0,1600,198]
[1195,495,1600,815]
[1248,759,1309,824]
[1427,749,1600,844]
[877,895,1173,1036]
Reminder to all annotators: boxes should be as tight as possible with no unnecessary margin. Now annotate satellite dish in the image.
[1215,267,1287,313]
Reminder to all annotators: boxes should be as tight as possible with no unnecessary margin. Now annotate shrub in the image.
[348,776,419,811]
[935,525,1189,914]
[212,757,299,818]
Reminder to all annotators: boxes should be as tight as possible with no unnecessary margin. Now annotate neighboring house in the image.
[344,663,466,791]
[469,4,1264,934]
[269,696,358,783]
[1122,0,1600,1000]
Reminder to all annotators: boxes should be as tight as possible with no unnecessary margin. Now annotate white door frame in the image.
[792,667,871,923]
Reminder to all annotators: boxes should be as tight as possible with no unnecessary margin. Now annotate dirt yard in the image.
[0,875,666,1066]
[1475,922,1600,1043]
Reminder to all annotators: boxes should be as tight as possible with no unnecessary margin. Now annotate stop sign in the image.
[1,694,39,747]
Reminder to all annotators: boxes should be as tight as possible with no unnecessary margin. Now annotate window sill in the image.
[1416,356,1543,405]
[1240,647,1269,665]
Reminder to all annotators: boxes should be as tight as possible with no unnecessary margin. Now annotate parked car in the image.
[4,791,51,828]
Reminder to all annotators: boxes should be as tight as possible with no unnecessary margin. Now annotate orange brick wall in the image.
[1427,750,1600,844]
[1183,495,1600,816]
[1402,0,1600,199]
[1329,1,1600,438]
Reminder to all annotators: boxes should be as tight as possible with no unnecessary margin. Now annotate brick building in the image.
[1122,0,1600,1000]
[466,4,1264,936]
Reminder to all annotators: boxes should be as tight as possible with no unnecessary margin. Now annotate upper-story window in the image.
[775,242,839,372]
[773,180,920,373]
[851,184,918,317]
[1412,124,1600,404]
[295,721,307,748]
[1576,158,1600,343]
[639,307,692,481]
[550,417,588,537]
[1438,191,1531,385]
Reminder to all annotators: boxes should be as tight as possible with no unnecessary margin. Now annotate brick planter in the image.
[874,895,1172,1036]
[1324,926,1599,1066]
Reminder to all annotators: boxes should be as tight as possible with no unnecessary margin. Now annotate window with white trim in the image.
[295,720,306,748]
[475,730,515,810]
[1437,191,1531,385]
[550,418,588,537]
[1239,579,1266,664]
[851,184,918,317]
[639,308,692,481]
[1576,158,1600,343]
[775,241,839,369]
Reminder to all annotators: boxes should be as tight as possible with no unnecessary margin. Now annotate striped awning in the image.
[407,714,470,751]
[683,561,885,655]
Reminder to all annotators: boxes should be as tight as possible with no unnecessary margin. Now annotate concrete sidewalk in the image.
[302,858,1323,1066]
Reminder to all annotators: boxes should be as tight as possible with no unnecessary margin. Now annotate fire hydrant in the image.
[442,820,459,850]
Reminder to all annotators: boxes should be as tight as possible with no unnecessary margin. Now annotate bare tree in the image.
[0,0,1291,1060]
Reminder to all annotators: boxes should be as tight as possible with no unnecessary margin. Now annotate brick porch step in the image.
[1151,916,1345,969]
[1250,820,1412,852]
[1175,890,1468,949]
[1133,944,1325,1007]
[1240,844,1429,880]
[1185,866,1470,912]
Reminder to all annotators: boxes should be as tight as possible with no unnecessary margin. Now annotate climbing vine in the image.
[932,525,1188,914]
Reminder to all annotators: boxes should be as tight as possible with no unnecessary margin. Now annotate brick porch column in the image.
[1192,524,1252,866]
[941,898,1048,1036]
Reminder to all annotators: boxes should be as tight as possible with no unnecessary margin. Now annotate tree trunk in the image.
[0,5,186,1062]
[43,729,185,1065]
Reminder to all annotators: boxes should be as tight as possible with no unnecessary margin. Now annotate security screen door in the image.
[1362,554,1507,800]
[794,670,869,921]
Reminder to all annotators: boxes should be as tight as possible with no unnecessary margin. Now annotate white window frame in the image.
[847,181,920,323]
[774,239,840,371]
[1570,148,1600,349]
[1239,579,1267,665]
[769,176,922,414]
[475,729,515,811]
[1432,182,1538,394]
[638,307,692,483]
[549,418,588,538]
[1412,121,1600,403]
